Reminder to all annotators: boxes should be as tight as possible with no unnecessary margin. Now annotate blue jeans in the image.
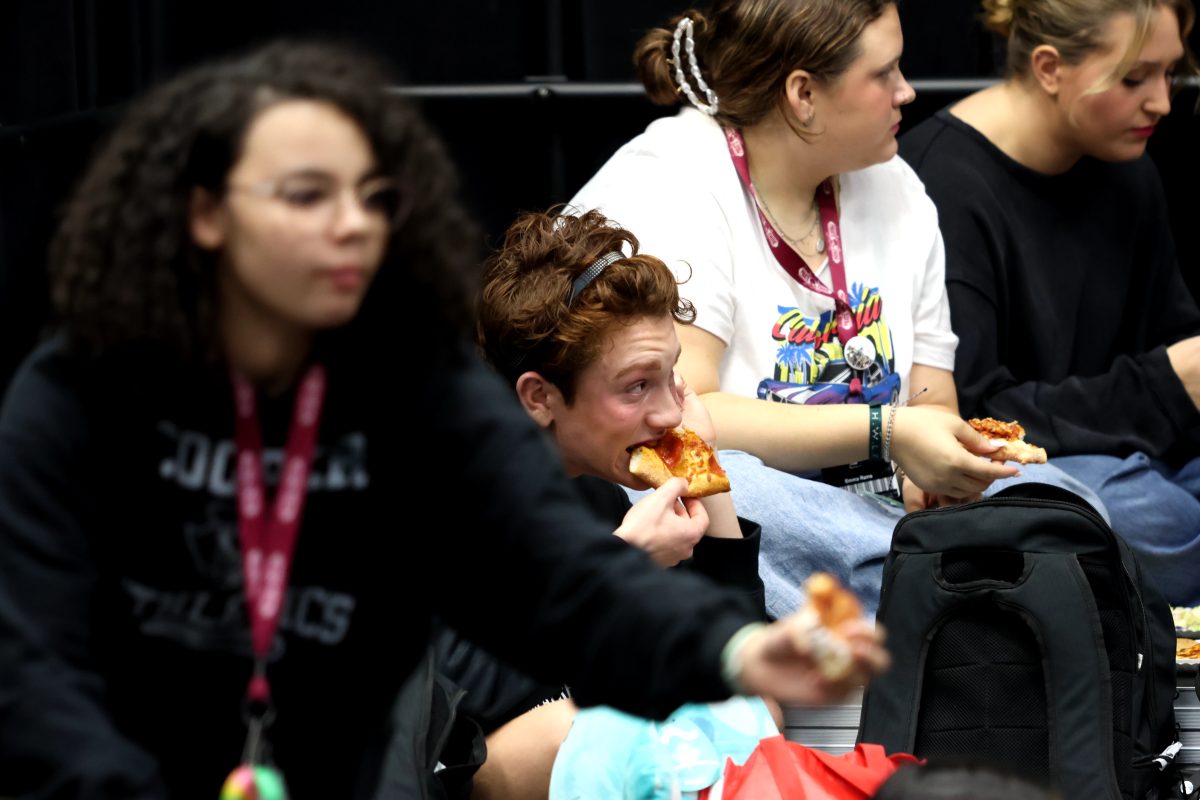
[626,451,1108,620]
[1038,453,1200,606]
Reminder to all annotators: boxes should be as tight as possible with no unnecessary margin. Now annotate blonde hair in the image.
[983,0,1197,94]
[635,0,892,136]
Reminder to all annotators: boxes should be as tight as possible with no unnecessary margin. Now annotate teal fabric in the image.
[549,696,778,799]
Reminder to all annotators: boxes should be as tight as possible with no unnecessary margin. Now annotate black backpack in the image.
[372,646,486,800]
[858,483,1179,800]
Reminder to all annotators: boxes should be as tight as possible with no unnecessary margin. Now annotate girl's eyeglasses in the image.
[227,172,408,230]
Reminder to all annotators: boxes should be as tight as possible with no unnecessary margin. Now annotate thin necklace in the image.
[751,180,825,254]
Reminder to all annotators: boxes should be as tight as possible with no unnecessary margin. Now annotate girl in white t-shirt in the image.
[570,0,1103,616]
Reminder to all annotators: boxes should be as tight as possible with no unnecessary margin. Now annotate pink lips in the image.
[325,267,366,290]
[1132,126,1156,139]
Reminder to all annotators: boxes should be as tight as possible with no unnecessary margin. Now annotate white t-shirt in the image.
[570,108,956,406]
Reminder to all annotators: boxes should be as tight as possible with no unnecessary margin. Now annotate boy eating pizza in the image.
[437,208,875,798]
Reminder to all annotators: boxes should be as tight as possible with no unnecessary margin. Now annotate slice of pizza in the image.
[628,427,731,498]
[967,417,1048,464]
[799,572,864,681]
[1178,637,1200,660]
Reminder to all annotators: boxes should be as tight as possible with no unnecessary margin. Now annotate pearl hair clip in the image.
[672,17,719,117]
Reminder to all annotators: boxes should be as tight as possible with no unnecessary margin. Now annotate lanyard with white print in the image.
[723,127,879,389]
[222,363,326,797]
[725,127,898,500]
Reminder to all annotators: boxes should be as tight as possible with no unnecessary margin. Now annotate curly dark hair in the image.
[49,38,481,362]
[477,207,696,404]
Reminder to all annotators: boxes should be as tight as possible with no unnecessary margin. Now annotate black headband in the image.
[568,251,623,303]
[506,250,626,380]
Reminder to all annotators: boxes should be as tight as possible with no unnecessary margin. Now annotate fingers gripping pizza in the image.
[799,572,864,682]
[968,417,1048,464]
[628,427,731,498]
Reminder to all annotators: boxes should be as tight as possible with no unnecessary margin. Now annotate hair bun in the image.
[686,10,712,37]
[981,0,1016,38]
[635,8,713,108]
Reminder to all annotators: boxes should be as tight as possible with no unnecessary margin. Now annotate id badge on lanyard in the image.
[219,364,326,800]
[820,461,901,505]
[724,128,896,501]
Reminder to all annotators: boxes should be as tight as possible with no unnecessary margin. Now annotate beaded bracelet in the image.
[882,401,899,463]
[868,404,883,461]
[883,387,927,469]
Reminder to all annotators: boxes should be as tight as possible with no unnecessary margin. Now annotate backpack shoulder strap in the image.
[859,551,1122,800]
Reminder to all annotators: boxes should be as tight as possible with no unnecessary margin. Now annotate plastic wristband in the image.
[720,622,768,695]
[868,404,883,461]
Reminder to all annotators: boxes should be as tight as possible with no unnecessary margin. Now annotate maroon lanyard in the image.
[724,127,858,345]
[231,363,327,706]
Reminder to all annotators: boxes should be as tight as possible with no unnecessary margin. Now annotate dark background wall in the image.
[2,0,1198,397]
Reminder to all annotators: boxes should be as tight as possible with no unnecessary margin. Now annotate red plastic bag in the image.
[701,736,922,799]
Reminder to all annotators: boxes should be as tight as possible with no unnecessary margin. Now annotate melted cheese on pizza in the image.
[968,417,1026,441]
[656,429,727,483]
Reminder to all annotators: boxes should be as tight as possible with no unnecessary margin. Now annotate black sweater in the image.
[900,109,1200,463]
[0,337,759,799]
[436,475,766,733]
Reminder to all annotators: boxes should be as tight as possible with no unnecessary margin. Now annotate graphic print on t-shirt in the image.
[120,422,368,657]
[757,282,900,406]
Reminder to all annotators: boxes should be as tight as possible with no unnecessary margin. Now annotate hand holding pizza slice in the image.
[628,427,730,498]
[797,572,865,682]
[968,417,1048,464]
[729,572,888,704]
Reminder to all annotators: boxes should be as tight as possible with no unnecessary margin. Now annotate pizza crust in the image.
[682,469,731,498]
[628,446,675,490]
[805,572,862,627]
[799,572,863,682]
[628,428,731,498]
[989,439,1048,465]
[968,417,1048,464]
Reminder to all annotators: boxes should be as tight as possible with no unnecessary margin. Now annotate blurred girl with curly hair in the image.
[0,38,887,800]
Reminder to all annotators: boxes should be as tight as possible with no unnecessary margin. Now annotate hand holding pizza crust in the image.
[731,573,889,704]
[890,406,1019,500]
[614,478,708,567]
[797,572,866,682]
[967,418,1048,464]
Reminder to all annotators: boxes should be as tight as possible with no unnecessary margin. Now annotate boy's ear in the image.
[515,371,560,428]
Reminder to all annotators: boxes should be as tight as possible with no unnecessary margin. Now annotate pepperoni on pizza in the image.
[628,427,730,498]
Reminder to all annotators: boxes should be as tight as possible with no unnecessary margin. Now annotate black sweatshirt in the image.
[436,474,766,733]
[900,108,1200,463]
[0,336,759,799]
